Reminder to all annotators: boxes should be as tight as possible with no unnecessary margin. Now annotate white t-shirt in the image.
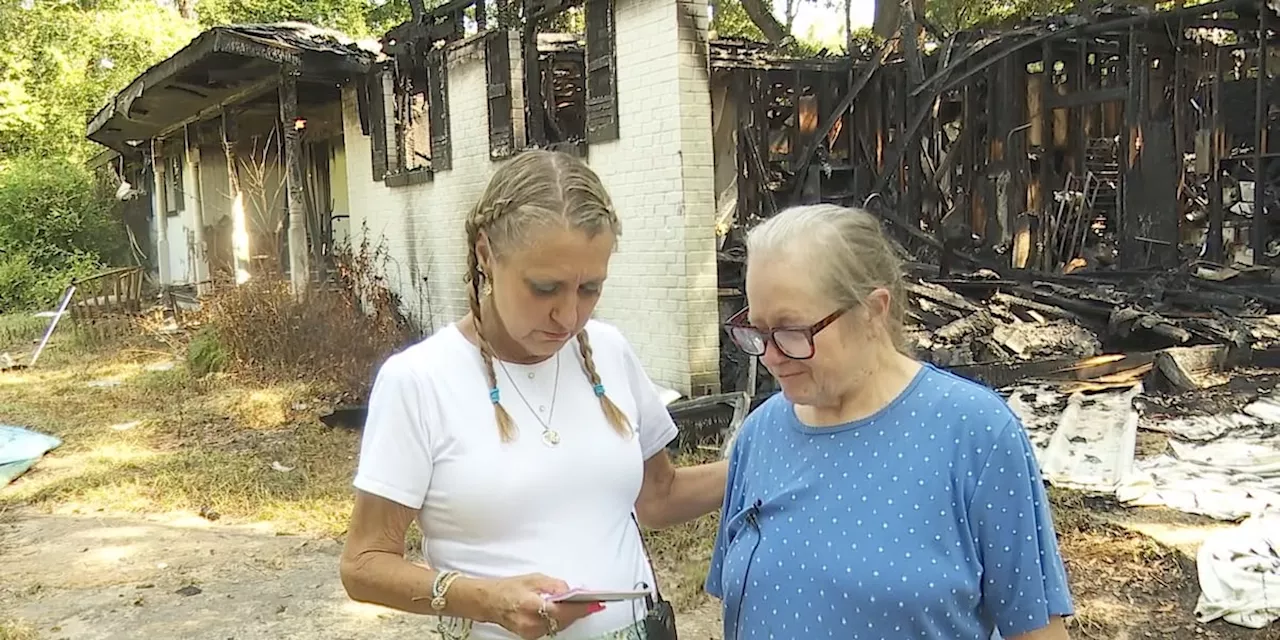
[353,319,679,639]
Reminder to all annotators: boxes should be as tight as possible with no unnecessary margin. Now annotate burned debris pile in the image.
[906,263,1280,370]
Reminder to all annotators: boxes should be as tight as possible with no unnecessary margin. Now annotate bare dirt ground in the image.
[1,316,1277,640]
[0,508,723,640]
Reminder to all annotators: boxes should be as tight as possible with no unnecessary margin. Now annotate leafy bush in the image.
[0,155,126,311]
[187,325,229,377]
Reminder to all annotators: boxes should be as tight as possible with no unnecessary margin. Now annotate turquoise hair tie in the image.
[489,387,500,404]
[593,383,605,398]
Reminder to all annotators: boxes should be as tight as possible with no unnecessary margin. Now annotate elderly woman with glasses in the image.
[705,204,1074,640]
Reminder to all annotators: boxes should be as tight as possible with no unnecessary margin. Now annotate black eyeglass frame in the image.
[723,306,848,360]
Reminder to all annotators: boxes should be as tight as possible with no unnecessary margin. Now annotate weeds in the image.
[0,617,37,640]
[186,325,227,377]
[196,236,419,402]
[645,447,723,611]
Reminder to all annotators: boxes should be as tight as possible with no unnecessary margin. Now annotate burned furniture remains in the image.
[69,267,145,321]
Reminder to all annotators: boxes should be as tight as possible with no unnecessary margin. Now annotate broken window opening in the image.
[538,34,588,152]
[394,60,433,174]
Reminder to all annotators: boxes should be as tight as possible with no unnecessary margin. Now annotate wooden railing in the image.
[69,266,145,320]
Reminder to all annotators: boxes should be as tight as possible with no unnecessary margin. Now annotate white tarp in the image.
[1194,513,1280,629]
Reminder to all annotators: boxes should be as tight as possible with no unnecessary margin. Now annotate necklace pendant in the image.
[541,430,561,447]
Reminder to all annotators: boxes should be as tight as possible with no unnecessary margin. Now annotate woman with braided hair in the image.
[340,149,728,640]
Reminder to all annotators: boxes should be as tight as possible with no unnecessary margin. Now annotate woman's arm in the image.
[1009,617,1070,640]
[340,491,496,619]
[634,451,728,529]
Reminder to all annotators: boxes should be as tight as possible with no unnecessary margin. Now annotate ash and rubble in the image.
[899,263,1280,524]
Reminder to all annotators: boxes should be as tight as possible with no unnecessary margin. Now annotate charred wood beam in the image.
[786,36,896,201]
[280,70,309,294]
[1207,45,1225,262]
[523,0,546,146]
[1075,0,1252,36]
[1119,28,1141,268]
[1253,5,1269,265]
[1047,86,1127,109]
[1038,40,1053,241]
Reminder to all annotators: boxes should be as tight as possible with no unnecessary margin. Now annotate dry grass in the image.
[0,617,37,640]
[194,238,419,403]
[1047,487,1193,639]
[0,315,363,538]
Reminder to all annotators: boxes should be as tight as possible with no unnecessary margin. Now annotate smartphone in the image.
[549,588,650,603]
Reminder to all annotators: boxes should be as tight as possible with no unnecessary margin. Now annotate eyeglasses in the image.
[723,307,847,360]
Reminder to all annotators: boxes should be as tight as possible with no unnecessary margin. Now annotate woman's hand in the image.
[483,573,603,639]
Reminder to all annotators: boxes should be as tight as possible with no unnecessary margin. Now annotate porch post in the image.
[150,140,171,286]
[280,69,310,294]
[185,126,211,294]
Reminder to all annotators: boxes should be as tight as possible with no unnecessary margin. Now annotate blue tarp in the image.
[0,424,61,487]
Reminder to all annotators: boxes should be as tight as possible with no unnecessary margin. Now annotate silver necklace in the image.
[497,352,562,447]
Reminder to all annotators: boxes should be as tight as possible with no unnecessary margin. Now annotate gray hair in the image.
[745,204,909,352]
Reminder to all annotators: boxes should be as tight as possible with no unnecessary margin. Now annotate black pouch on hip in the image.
[631,513,678,640]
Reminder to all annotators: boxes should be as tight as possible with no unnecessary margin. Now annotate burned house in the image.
[87,0,1279,399]
[87,23,380,294]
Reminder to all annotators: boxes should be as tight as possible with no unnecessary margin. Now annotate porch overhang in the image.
[87,23,381,153]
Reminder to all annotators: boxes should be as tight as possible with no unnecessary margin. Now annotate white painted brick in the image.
[342,4,718,394]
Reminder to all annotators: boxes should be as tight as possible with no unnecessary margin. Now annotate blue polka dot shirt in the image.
[705,364,1074,640]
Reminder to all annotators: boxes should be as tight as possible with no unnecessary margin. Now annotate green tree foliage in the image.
[0,155,125,310]
[712,0,770,41]
[194,0,414,37]
[925,0,1075,32]
[0,0,199,161]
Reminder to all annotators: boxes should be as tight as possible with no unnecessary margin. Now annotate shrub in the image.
[187,325,228,377]
[198,238,419,402]
[0,155,127,310]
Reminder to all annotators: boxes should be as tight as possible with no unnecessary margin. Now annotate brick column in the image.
[591,0,720,396]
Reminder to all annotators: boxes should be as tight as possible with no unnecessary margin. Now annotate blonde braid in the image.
[575,329,631,437]
[465,215,517,442]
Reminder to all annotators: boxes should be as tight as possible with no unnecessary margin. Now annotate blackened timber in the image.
[1253,5,1269,265]
[584,0,619,143]
[1119,28,1141,268]
[485,31,515,159]
[1207,45,1225,262]
[522,0,546,146]
[1038,40,1053,233]
[1047,86,1127,110]
[1143,120,1181,266]
[426,50,452,170]
[1073,38,1087,178]
[787,37,894,201]
[903,0,926,226]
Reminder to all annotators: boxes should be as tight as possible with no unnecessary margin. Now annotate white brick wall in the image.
[342,6,720,394]
[343,35,513,333]
[589,0,720,394]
